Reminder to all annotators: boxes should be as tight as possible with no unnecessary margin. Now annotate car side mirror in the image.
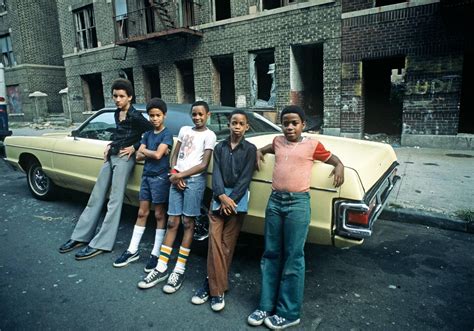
[71,129,79,139]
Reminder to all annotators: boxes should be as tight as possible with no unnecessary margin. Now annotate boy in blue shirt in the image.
[113,98,173,272]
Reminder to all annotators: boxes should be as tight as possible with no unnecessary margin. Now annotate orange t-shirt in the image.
[271,136,331,192]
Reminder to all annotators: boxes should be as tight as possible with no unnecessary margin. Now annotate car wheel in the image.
[193,202,209,241]
[27,162,56,200]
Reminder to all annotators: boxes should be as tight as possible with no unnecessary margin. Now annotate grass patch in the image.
[455,209,474,223]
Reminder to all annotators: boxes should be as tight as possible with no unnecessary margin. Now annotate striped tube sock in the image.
[151,229,166,257]
[156,245,172,273]
[173,246,191,274]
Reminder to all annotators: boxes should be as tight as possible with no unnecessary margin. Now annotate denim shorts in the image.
[168,174,206,217]
[139,175,171,204]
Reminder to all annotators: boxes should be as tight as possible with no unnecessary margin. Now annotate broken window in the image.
[81,73,105,112]
[262,0,299,10]
[250,50,276,108]
[215,0,231,21]
[0,34,16,67]
[212,56,235,106]
[74,5,98,50]
[114,0,128,39]
[176,60,195,103]
[375,0,406,7]
[181,0,195,27]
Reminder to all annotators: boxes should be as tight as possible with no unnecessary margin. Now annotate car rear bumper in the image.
[334,162,400,239]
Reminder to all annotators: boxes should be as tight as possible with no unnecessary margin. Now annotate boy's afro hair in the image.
[280,105,306,122]
[146,98,167,114]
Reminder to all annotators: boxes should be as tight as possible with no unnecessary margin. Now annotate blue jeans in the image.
[259,191,311,321]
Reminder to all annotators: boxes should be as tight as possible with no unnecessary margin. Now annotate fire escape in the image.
[114,1,203,49]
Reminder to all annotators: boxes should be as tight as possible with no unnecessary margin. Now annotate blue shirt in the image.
[140,128,173,177]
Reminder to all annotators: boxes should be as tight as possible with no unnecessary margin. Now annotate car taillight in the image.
[347,201,375,227]
[347,210,370,226]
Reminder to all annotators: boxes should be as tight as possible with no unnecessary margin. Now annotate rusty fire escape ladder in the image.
[153,1,176,30]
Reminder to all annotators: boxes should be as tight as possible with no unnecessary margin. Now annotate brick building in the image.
[0,0,66,121]
[57,0,341,131]
[56,0,472,148]
[341,0,473,147]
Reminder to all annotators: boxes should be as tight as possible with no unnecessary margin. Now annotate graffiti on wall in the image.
[405,75,460,96]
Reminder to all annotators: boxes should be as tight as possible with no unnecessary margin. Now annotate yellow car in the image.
[3,104,399,248]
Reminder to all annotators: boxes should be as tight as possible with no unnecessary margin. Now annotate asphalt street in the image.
[0,159,473,330]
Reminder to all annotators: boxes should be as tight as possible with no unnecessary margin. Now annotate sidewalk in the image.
[382,146,474,233]
[4,126,474,232]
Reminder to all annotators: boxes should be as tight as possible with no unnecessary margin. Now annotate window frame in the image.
[73,5,98,51]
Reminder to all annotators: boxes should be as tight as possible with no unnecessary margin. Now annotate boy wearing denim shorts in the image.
[113,98,173,272]
[138,101,216,292]
[247,105,344,329]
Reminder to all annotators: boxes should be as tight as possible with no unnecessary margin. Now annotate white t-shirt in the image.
[175,126,217,176]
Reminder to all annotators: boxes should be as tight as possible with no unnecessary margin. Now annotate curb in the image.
[380,207,474,234]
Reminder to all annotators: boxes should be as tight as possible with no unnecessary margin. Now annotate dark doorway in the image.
[363,57,405,135]
[176,60,195,103]
[81,73,105,112]
[143,65,161,101]
[459,50,474,133]
[291,44,324,130]
[212,56,235,106]
[215,0,231,20]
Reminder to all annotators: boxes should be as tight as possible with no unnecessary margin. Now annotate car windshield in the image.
[76,108,281,141]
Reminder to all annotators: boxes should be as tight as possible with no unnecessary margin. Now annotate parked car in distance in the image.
[3,103,399,248]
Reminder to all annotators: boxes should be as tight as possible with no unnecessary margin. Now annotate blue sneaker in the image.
[210,294,225,312]
[113,250,139,268]
[144,255,158,273]
[247,309,269,326]
[191,278,209,304]
[264,315,301,329]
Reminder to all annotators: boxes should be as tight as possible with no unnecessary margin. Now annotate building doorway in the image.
[363,57,405,136]
[290,44,324,130]
[212,55,235,106]
[459,49,474,133]
[176,60,195,103]
[81,73,105,112]
[143,65,161,101]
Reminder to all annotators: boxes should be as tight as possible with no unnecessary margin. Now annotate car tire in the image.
[27,161,57,200]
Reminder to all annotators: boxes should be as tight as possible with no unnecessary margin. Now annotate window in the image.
[0,35,16,67]
[215,0,231,21]
[74,5,98,50]
[375,0,406,6]
[81,73,105,112]
[0,0,7,12]
[262,0,298,10]
[77,111,116,141]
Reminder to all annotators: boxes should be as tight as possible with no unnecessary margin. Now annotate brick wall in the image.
[341,2,465,136]
[59,1,343,128]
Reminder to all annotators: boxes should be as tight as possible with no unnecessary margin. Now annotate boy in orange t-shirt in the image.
[247,105,344,329]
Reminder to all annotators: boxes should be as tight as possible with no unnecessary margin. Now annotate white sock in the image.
[151,229,166,257]
[127,225,145,254]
